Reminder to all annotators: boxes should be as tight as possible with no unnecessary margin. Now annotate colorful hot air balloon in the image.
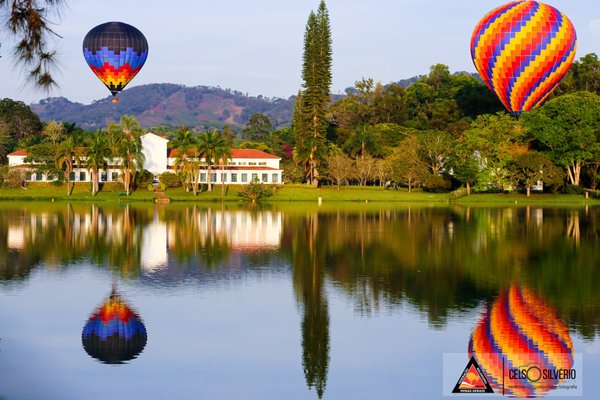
[470,1,577,115]
[82,288,147,364]
[469,284,574,397]
[83,22,149,103]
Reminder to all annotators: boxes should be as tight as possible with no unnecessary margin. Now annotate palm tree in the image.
[215,145,232,197]
[344,125,381,159]
[171,129,196,192]
[85,131,110,196]
[55,137,81,196]
[197,130,227,192]
[117,137,145,196]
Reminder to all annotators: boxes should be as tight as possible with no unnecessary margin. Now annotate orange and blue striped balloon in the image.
[469,285,574,397]
[470,1,577,115]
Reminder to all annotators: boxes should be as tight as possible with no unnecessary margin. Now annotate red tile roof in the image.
[167,148,280,159]
[7,149,30,157]
[231,149,280,159]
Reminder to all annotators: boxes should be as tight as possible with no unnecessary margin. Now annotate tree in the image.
[459,112,527,191]
[522,92,600,186]
[295,1,332,185]
[85,131,110,196]
[243,113,272,141]
[344,125,381,159]
[327,154,352,189]
[197,130,227,192]
[0,0,64,89]
[510,151,555,197]
[0,98,43,152]
[55,137,81,196]
[557,53,600,95]
[117,136,145,196]
[418,130,453,175]
[215,142,232,198]
[354,155,375,186]
[221,124,235,147]
[389,136,428,192]
[171,129,197,192]
[42,120,64,145]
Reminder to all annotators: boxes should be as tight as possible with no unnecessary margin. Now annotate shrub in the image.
[563,184,584,195]
[147,184,154,192]
[238,181,276,201]
[1,168,27,189]
[159,172,181,188]
[423,175,452,193]
[136,169,154,187]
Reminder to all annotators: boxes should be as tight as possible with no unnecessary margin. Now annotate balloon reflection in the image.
[82,287,147,364]
[469,284,574,397]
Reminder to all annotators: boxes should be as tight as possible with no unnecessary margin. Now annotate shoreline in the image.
[0,184,597,206]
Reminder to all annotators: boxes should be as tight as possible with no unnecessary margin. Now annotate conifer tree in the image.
[294,1,332,184]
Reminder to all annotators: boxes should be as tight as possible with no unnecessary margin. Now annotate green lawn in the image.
[0,183,597,205]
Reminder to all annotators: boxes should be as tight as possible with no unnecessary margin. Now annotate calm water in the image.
[0,202,599,399]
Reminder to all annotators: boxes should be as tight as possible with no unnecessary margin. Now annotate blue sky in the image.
[1,0,599,105]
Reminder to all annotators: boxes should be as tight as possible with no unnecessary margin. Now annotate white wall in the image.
[141,133,168,175]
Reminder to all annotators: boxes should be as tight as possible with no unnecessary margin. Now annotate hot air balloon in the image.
[469,284,574,397]
[470,1,577,116]
[83,22,149,103]
[82,287,147,364]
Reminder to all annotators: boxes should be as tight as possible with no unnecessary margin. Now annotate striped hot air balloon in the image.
[469,285,574,397]
[470,1,577,116]
[82,288,147,364]
[83,22,149,103]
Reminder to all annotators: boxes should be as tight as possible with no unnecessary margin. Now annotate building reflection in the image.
[469,284,574,397]
[82,286,148,364]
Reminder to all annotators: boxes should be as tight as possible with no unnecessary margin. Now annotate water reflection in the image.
[291,212,330,398]
[82,285,148,364]
[469,284,574,397]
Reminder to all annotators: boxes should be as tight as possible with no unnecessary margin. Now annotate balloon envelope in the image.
[83,22,149,98]
[469,285,574,397]
[82,289,147,364]
[470,1,577,115]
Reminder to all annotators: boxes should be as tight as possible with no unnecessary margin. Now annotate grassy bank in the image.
[0,183,597,205]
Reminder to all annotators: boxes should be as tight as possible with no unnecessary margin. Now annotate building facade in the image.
[7,132,283,185]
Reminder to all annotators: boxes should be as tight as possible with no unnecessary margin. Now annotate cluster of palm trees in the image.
[54,115,145,196]
[171,129,232,196]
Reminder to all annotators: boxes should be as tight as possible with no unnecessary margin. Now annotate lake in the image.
[0,202,598,399]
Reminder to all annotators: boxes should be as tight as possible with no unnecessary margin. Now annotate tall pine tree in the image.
[294,1,332,185]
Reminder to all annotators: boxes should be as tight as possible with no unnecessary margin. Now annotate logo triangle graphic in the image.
[452,356,494,394]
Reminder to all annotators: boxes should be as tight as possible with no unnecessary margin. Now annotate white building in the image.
[7,132,283,185]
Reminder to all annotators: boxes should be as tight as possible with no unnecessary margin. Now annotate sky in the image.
[1,0,600,105]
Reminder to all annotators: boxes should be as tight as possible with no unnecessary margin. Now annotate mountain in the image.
[30,84,297,130]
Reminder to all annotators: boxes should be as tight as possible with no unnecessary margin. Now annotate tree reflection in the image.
[291,212,330,399]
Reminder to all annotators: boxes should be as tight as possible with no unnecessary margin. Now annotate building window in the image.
[272,174,278,183]
[229,162,236,166]
[70,172,75,181]
[211,173,217,183]
[111,172,118,182]
[231,173,238,183]
[259,162,267,166]
[79,171,87,181]
[200,173,206,183]
[35,172,43,181]
[239,162,247,166]
[252,173,258,182]
[221,173,227,183]
[101,172,108,182]
[249,162,257,166]
[262,173,268,182]
[241,173,248,183]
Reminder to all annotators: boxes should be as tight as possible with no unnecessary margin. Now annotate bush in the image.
[238,181,276,201]
[1,168,27,189]
[136,169,154,187]
[423,175,452,193]
[147,184,154,191]
[563,184,584,195]
[159,172,181,188]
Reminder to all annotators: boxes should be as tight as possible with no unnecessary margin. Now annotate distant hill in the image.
[30,84,297,130]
